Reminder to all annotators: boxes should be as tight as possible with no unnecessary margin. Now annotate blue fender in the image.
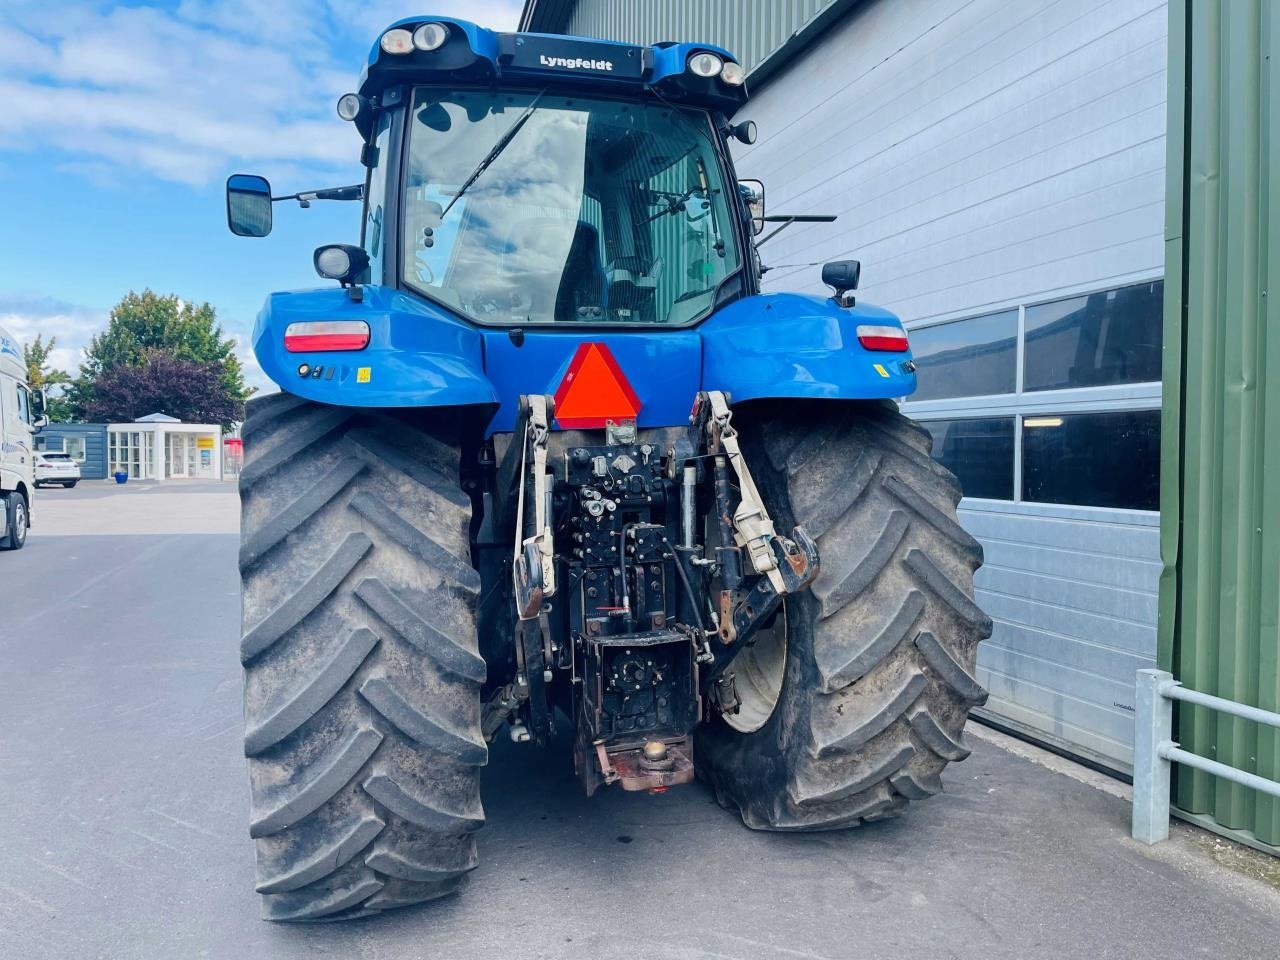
[253,285,497,409]
[700,293,917,403]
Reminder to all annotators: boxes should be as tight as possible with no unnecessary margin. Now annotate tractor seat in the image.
[555,220,605,321]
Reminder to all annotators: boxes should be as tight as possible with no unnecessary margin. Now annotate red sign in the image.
[553,343,642,429]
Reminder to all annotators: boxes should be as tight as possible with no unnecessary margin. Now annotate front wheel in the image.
[697,400,992,830]
[64,481,78,488]
[2,493,28,550]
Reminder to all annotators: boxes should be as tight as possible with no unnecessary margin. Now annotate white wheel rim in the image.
[722,604,787,733]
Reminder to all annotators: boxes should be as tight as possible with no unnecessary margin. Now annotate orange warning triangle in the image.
[553,343,642,429]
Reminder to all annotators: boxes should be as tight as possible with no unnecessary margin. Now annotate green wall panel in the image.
[1162,0,1280,851]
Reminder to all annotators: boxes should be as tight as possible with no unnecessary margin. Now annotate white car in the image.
[34,451,80,488]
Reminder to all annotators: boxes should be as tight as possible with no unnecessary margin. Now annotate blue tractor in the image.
[227,17,991,922]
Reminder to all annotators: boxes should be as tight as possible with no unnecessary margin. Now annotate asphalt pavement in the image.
[2,481,1279,959]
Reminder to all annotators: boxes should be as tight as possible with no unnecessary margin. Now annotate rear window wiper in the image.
[441,93,544,219]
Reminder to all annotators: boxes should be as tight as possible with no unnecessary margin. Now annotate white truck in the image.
[0,325,46,550]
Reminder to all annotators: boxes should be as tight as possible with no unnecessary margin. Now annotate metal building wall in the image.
[522,0,861,85]
[1161,0,1280,851]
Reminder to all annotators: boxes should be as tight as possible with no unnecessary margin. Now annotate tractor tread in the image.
[249,726,383,838]
[362,774,485,833]
[808,670,928,758]
[789,741,914,807]
[239,406,352,491]
[790,450,882,540]
[244,626,379,756]
[239,458,366,571]
[813,509,908,618]
[915,630,989,706]
[363,879,458,910]
[354,577,487,682]
[889,767,942,800]
[359,677,488,765]
[254,813,386,894]
[347,427,470,510]
[239,391,311,443]
[904,548,993,631]
[260,867,384,922]
[240,532,372,663]
[365,843,478,883]
[909,707,972,761]
[239,403,483,921]
[816,590,925,693]
[883,474,983,561]
[348,491,480,593]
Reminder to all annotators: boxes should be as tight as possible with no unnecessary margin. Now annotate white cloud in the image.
[0,1,523,187]
[0,294,106,373]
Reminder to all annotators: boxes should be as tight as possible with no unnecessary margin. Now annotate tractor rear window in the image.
[402,89,741,326]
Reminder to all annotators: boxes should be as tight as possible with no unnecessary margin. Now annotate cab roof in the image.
[360,16,747,114]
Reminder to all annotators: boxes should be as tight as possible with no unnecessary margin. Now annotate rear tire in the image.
[238,393,485,921]
[696,400,991,830]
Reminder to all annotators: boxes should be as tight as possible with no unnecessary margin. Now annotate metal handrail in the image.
[1132,669,1280,844]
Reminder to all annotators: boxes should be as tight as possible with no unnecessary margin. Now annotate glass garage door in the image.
[901,279,1163,772]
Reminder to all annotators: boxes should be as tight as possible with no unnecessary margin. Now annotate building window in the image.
[109,429,155,479]
[1024,281,1163,391]
[908,310,1017,402]
[918,417,1015,500]
[902,279,1163,511]
[1022,410,1160,510]
[64,436,86,462]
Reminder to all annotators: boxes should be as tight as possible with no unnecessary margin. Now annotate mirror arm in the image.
[272,184,365,207]
[754,214,837,247]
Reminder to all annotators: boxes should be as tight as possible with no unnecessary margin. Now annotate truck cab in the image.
[0,326,44,550]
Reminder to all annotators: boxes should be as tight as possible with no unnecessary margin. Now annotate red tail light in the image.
[284,321,370,352]
[856,324,909,352]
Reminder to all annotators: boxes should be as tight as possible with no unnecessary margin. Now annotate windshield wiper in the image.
[441,93,543,219]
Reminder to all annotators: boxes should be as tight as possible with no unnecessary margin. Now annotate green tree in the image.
[72,290,252,428]
[22,334,75,422]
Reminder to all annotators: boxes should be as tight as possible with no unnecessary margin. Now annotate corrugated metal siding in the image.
[734,0,1167,322]
[528,0,857,81]
[965,502,1161,769]
[1161,0,1280,850]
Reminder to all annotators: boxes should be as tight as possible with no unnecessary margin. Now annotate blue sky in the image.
[0,1,522,390]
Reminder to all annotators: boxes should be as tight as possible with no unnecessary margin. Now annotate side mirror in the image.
[730,120,757,145]
[227,174,273,237]
[738,179,765,235]
[31,388,48,429]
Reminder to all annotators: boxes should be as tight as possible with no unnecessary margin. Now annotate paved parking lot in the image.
[3,482,1279,959]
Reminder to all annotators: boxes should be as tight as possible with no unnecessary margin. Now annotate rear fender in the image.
[700,293,916,402]
[252,285,498,409]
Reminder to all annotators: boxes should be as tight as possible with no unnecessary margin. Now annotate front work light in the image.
[380,28,414,54]
[412,22,449,51]
[284,321,371,353]
[687,52,724,78]
[721,61,745,86]
[314,243,371,285]
[336,93,364,122]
